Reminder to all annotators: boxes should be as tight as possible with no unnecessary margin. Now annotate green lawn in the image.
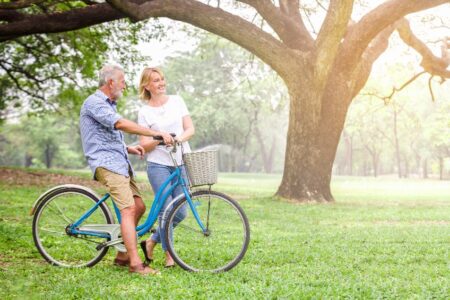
[0,171,449,299]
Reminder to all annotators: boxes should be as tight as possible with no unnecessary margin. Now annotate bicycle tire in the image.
[32,187,113,267]
[164,190,250,272]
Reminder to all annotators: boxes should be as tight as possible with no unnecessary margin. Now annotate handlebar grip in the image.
[154,133,176,145]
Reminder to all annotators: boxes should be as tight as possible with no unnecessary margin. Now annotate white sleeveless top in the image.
[137,95,191,166]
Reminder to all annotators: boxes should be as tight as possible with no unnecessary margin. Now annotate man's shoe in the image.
[113,258,129,267]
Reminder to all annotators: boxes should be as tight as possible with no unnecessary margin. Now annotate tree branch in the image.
[315,0,353,82]
[397,18,450,78]
[0,9,25,22]
[0,3,124,42]
[349,23,398,100]
[106,0,142,22]
[341,0,449,73]
[106,0,298,77]
[238,0,313,51]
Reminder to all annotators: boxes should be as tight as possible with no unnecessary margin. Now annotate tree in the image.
[0,114,85,169]
[1,0,449,201]
[0,6,154,122]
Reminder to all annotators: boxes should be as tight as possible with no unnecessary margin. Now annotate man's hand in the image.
[159,132,174,145]
[127,145,145,159]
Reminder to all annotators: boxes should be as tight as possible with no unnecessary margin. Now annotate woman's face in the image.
[145,71,166,96]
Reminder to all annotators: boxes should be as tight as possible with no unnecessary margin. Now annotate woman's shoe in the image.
[140,240,154,265]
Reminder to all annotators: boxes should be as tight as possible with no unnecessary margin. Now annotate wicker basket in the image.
[183,150,218,186]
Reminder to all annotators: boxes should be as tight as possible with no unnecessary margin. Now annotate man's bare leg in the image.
[120,206,141,266]
[115,196,146,262]
[133,195,146,224]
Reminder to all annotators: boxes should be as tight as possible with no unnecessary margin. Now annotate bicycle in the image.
[31,139,250,272]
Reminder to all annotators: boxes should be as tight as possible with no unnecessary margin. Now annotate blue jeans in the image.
[147,162,188,252]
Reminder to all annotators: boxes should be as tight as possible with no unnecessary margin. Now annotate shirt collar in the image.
[95,90,116,106]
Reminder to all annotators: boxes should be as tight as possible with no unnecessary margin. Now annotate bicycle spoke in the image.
[52,201,74,223]
[176,223,204,234]
[206,198,211,231]
[46,203,73,224]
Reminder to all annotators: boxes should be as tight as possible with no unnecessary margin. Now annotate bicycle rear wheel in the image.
[164,190,250,272]
[32,187,113,267]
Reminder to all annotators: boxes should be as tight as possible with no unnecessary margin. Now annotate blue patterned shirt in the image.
[79,90,134,178]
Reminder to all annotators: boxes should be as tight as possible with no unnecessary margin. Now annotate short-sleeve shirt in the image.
[138,95,191,166]
[79,90,134,178]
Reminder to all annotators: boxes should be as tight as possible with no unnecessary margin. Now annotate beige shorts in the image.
[95,167,141,210]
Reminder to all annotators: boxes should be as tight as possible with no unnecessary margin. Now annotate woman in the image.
[137,67,195,268]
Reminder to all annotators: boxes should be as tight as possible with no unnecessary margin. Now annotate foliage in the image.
[0,170,449,298]
[0,115,84,168]
[0,18,161,121]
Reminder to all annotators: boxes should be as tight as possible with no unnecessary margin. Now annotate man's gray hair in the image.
[98,64,124,87]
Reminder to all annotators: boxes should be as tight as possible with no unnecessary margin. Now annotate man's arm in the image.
[115,118,173,144]
[139,135,159,153]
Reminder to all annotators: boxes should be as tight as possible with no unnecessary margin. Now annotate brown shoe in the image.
[113,258,129,267]
[129,263,160,276]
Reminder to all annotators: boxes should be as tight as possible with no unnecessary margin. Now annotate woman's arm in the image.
[177,115,195,143]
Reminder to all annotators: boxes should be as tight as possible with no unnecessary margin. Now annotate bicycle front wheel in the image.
[164,190,250,272]
[32,187,113,267]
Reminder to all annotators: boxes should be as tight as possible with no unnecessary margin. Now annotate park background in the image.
[0,1,449,299]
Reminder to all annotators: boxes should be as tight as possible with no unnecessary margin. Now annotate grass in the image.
[0,171,449,299]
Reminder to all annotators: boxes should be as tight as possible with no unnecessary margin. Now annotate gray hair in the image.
[98,64,124,87]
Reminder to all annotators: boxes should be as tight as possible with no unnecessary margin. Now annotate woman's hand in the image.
[127,145,145,159]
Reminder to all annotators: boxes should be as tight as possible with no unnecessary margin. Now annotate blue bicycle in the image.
[31,140,250,272]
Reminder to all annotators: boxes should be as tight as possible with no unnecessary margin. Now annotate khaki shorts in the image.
[95,167,141,210]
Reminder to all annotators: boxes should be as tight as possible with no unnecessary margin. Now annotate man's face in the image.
[110,71,126,100]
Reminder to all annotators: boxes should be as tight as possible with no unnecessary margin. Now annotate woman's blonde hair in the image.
[139,67,164,100]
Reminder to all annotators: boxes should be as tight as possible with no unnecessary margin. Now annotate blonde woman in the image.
[137,67,195,268]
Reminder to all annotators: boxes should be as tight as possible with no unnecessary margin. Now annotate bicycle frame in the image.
[68,147,207,245]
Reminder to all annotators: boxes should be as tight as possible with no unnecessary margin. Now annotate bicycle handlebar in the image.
[154,133,182,157]
[153,133,177,146]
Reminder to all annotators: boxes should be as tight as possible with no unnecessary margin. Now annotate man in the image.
[80,64,172,275]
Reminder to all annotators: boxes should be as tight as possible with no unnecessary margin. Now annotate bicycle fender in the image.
[29,184,102,216]
[160,193,187,228]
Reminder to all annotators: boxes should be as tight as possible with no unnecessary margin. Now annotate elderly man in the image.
[80,64,172,275]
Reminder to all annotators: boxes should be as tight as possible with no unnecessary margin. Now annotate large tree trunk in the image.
[276,77,351,202]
